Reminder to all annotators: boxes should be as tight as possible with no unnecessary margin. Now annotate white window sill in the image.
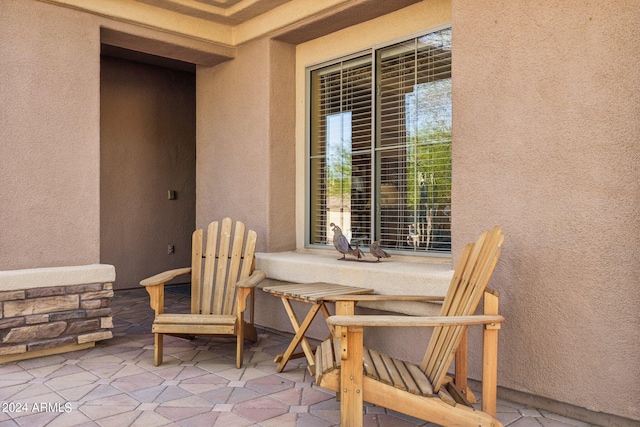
[255,251,453,316]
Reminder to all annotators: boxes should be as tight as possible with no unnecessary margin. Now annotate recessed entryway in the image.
[100,50,196,290]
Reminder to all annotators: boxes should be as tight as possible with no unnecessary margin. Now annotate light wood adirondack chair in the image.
[141,218,266,368]
[315,226,505,427]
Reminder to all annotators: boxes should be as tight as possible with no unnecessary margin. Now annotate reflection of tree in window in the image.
[405,80,451,251]
[377,28,451,252]
[326,112,353,240]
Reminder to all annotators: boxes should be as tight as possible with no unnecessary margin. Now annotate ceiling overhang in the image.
[40,0,423,46]
[39,0,423,66]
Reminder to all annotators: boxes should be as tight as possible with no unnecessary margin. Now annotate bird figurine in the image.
[352,241,366,260]
[330,223,354,259]
[369,241,391,262]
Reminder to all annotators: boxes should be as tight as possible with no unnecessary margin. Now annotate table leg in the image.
[319,303,334,338]
[275,297,321,373]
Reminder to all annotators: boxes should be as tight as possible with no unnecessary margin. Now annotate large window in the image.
[309,27,451,254]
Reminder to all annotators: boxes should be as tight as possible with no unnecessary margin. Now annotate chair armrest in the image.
[326,314,504,328]
[320,295,445,302]
[140,268,191,315]
[140,267,192,287]
[236,270,266,315]
[236,269,266,288]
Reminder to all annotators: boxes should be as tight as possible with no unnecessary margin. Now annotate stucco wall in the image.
[0,0,102,270]
[197,38,296,252]
[267,40,297,252]
[452,0,640,421]
[197,40,269,246]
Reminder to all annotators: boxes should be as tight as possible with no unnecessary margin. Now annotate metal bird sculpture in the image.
[352,241,366,260]
[369,241,391,262]
[330,223,354,259]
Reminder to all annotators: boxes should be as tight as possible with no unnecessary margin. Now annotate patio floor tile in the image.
[158,394,216,408]
[53,383,98,401]
[124,385,167,403]
[90,410,141,427]
[154,405,211,422]
[78,403,138,421]
[128,410,173,427]
[232,395,290,422]
[258,412,300,427]
[178,380,227,395]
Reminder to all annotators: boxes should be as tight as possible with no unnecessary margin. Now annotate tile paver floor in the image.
[0,288,597,427]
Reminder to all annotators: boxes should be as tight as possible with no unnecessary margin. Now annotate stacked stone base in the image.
[0,265,115,363]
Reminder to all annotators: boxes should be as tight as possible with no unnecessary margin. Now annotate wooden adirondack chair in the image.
[315,226,505,427]
[141,218,266,368]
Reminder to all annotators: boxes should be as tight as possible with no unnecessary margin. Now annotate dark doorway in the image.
[100,50,196,290]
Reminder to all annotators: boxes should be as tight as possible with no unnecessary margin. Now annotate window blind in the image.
[376,29,451,252]
[309,55,373,246]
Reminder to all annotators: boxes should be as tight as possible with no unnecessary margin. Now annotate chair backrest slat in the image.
[211,218,232,315]
[190,229,204,314]
[421,226,504,392]
[240,231,258,280]
[439,238,481,317]
[223,221,246,315]
[232,229,258,315]
[200,221,219,314]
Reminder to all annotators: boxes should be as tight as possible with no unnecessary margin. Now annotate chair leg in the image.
[236,315,244,369]
[455,328,477,402]
[154,333,164,366]
[482,291,500,416]
[341,326,364,427]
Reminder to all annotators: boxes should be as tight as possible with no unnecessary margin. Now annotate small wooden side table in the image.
[262,282,374,374]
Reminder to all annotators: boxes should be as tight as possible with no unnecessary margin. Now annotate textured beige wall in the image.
[452,0,640,421]
[197,38,296,252]
[197,39,270,245]
[0,0,102,269]
[100,57,196,290]
[268,40,297,252]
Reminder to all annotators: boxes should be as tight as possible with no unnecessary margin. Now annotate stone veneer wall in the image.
[0,264,115,363]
